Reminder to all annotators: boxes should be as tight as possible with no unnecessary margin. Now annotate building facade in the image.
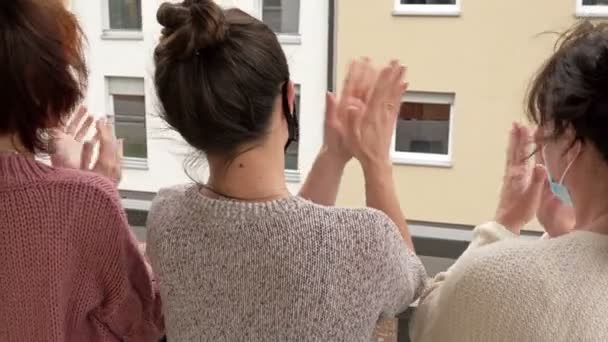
[334,0,604,230]
[70,0,331,194]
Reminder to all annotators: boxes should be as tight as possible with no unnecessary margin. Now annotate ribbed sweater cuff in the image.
[469,221,518,250]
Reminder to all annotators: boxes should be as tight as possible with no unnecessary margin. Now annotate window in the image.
[107,77,148,166]
[577,0,608,17]
[102,0,143,39]
[285,85,300,172]
[261,0,301,42]
[392,92,454,167]
[393,0,460,16]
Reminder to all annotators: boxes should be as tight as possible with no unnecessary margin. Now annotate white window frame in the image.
[106,76,148,169]
[391,92,455,168]
[255,0,302,45]
[101,0,144,40]
[576,0,608,17]
[393,0,461,17]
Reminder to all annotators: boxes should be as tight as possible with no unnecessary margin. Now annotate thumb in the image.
[325,92,337,122]
[527,164,548,207]
[81,141,95,170]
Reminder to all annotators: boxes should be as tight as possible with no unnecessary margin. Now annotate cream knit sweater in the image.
[411,222,608,342]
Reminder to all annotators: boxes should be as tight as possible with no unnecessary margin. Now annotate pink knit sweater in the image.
[0,154,164,341]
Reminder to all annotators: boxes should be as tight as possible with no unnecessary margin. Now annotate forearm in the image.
[362,161,414,251]
[298,147,348,206]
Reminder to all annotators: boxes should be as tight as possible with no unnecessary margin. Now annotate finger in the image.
[353,57,372,99]
[390,66,407,104]
[96,119,117,163]
[81,141,95,170]
[75,116,95,142]
[516,125,533,163]
[65,105,88,135]
[349,58,367,99]
[325,92,339,129]
[344,97,367,128]
[341,60,359,100]
[366,64,394,111]
[363,67,380,103]
[527,164,548,208]
[506,122,520,168]
[117,139,124,162]
[326,92,337,119]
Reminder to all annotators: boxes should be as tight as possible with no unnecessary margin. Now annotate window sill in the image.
[285,169,301,183]
[101,30,144,41]
[391,153,452,168]
[123,157,149,170]
[392,5,461,17]
[277,34,302,45]
[575,6,608,18]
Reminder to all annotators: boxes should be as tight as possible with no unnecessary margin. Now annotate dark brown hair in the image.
[527,20,608,161]
[0,0,88,153]
[153,0,289,157]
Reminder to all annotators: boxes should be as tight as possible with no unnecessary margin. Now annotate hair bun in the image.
[157,3,190,34]
[157,0,227,56]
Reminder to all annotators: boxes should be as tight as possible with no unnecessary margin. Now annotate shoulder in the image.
[303,203,409,254]
[146,184,193,237]
[148,184,192,221]
[441,236,563,308]
[47,168,122,209]
[43,169,130,245]
[301,203,396,230]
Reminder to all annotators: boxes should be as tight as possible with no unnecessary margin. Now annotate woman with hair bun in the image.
[147,0,426,340]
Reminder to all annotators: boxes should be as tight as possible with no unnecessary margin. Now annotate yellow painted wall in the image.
[335,0,580,228]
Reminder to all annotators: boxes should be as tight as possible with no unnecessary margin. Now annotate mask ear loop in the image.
[558,142,581,185]
[282,81,299,143]
[541,145,554,183]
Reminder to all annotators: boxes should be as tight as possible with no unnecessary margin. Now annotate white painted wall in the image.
[72,0,329,194]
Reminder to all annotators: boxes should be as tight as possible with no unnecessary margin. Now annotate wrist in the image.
[494,211,523,235]
[319,145,351,166]
[361,158,393,180]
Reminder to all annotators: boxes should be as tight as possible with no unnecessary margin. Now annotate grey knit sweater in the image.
[147,184,427,342]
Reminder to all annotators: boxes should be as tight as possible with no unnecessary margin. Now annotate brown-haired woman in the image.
[411,21,608,342]
[0,0,163,340]
[147,0,426,340]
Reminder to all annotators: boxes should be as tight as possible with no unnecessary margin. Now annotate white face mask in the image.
[542,144,580,206]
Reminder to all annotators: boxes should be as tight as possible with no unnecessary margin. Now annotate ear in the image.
[563,126,581,161]
[287,80,296,114]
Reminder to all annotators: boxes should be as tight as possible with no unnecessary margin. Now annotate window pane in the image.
[583,0,608,4]
[400,0,456,4]
[113,95,147,158]
[285,89,300,170]
[263,0,300,34]
[114,95,146,117]
[109,0,142,30]
[395,102,450,155]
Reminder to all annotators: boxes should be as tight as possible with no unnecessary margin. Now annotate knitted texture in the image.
[0,155,163,342]
[147,184,427,342]
[411,222,608,342]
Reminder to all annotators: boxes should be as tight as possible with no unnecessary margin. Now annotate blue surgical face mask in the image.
[542,145,578,206]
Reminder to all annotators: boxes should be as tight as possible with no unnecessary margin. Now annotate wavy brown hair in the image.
[527,21,608,161]
[0,0,88,153]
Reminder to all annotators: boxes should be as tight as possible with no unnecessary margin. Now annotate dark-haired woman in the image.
[411,21,608,342]
[147,0,426,340]
[0,1,163,340]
